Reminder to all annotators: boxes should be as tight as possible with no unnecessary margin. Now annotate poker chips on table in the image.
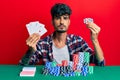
[42,52,94,77]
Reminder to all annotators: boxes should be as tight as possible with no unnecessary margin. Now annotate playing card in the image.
[83,18,94,24]
[20,71,35,77]
[20,67,36,77]
[22,67,36,71]
[26,21,47,36]
[37,25,47,36]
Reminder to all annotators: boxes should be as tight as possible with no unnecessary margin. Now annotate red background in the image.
[0,0,120,65]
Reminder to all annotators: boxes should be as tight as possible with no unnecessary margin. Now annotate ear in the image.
[68,19,70,26]
[69,19,70,24]
[51,19,54,25]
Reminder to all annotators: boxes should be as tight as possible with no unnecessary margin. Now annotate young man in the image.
[20,3,104,66]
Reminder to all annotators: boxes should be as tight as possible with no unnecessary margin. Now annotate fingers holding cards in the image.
[26,33,40,44]
[26,21,47,51]
[26,33,40,51]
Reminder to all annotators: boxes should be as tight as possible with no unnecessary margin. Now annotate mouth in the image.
[56,25,67,33]
[58,25,65,29]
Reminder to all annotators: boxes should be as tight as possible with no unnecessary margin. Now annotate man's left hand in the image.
[86,22,101,41]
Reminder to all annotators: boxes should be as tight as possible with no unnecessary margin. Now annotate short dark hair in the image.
[51,3,72,19]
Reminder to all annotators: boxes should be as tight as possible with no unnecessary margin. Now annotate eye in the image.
[55,16,60,20]
[63,16,69,20]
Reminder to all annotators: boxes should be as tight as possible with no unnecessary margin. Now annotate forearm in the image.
[19,47,35,65]
[92,39,104,62]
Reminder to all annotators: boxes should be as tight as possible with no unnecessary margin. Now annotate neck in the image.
[53,31,67,48]
[53,31,67,42]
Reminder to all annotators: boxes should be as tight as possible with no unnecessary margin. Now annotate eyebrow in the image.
[63,14,69,16]
[53,14,70,19]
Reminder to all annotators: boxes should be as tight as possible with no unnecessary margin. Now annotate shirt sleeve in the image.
[80,37,105,66]
[90,54,105,66]
[19,47,42,65]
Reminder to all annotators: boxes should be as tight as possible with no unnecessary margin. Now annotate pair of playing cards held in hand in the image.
[26,21,47,36]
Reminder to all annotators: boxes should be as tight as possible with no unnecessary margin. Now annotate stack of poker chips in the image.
[73,54,79,70]
[42,52,94,77]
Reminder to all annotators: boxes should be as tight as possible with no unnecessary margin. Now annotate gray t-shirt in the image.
[52,44,70,64]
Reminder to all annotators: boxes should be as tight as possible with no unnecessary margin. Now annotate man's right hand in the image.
[26,33,40,51]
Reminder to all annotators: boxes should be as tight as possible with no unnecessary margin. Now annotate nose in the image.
[60,18,64,24]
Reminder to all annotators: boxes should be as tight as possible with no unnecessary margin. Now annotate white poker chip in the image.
[83,18,94,24]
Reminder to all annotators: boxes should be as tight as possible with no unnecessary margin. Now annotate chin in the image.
[56,30,67,33]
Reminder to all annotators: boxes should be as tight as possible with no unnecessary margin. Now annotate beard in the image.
[55,24,67,33]
[56,30,67,33]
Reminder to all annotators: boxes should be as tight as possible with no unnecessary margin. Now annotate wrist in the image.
[29,47,36,53]
[92,39,99,44]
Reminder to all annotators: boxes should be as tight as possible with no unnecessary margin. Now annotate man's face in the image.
[52,14,70,33]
